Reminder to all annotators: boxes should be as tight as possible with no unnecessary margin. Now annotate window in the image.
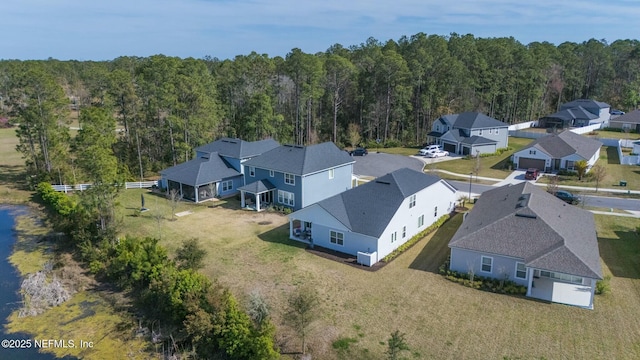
[409,194,416,208]
[328,168,334,179]
[402,226,406,238]
[269,170,274,177]
[515,262,527,279]
[434,206,438,217]
[391,232,397,243]
[495,128,499,135]
[436,125,440,132]
[481,256,493,273]
[566,160,574,171]
[529,150,536,155]
[488,128,493,134]
[538,270,583,284]
[330,230,344,246]
[478,129,483,136]
[278,190,294,206]
[284,173,295,185]
[418,214,424,227]
[221,180,233,192]
[249,166,255,177]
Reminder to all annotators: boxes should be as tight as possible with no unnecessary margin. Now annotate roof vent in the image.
[375,180,391,185]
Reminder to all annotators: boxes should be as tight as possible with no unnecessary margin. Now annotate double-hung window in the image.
[515,262,527,279]
[249,166,255,177]
[269,170,274,177]
[328,169,334,179]
[221,180,233,192]
[481,256,493,273]
[391,232,397,243]
[278,190,294,206]
[284,173,295,185]
[409,194,416,208]
[330,230,344,246]
[418,214,424,227]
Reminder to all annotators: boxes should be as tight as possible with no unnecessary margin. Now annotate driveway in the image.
[352,152,424,178]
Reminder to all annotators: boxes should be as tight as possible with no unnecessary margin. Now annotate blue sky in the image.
[2,0,639,61]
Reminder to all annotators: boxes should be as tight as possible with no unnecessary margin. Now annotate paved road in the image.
[447,179,640,211]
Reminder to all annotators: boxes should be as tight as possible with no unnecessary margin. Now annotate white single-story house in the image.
[448,182,602,309]
[288,168,458,266]
[512,130,602,172]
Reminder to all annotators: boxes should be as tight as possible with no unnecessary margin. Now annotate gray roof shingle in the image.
[243,142,354,175]
[610,109,640,124]
[315,168,452,238]
[452,112,508,130]
[238,179,276,193]
[525,130,602,159]
[195,138,280,159]
[160,153,241,186]
[449,182,602,279]
[560,99,610,111]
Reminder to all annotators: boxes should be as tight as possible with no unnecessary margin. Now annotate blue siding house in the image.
[159,137,279,203]
[239,142,354,211]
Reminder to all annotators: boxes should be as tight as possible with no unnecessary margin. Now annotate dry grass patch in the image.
[117,192,640,359]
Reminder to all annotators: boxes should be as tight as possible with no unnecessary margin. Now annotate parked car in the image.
[524,168,539,180]
[350,147,368,156]
[419,145,442,156]
[426,150,449,158]
[610,109,625,115]
[554,190,581,204]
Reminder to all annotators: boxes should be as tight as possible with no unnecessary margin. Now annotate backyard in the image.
[117,189,640,359]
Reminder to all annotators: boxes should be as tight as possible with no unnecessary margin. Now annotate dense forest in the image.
[2,33,640,184]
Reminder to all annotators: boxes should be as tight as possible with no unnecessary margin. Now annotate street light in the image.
[468,172,473,202]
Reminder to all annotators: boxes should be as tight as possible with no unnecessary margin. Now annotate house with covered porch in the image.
[239,142,354,211]
[288,168,458,266]
[159,137,279,203]
[448,182,602,309]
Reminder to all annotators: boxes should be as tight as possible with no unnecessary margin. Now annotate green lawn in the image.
[586,129,640,140]
[115,191,640,359]
[0,127,33,203]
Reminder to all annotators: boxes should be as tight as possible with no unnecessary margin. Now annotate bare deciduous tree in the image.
[591,164,606,192]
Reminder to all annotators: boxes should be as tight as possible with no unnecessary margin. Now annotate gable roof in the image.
[610,109,640,124]
[160,153,241,186]
[451,112,508,130]
[238,179,276,194]
[521,130,602,159]
[195,138,280,159]
[243,142,354,175]
[449,182,602,279]
[313,168,453,238]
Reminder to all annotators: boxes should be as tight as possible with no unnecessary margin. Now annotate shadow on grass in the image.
[598,230,640,279]
[256,223,306,250]
[606,147,620,164]
[0,164,27,187]
[409,213,463,273]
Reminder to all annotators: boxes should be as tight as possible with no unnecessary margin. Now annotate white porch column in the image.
[240,190,246,208]
[256,193,261,212]
[289,218,294,239]
[526,268,534,296]
[195,185,199,203]
[589,278,596,309]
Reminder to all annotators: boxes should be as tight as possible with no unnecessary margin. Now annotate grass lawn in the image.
[0,127,33,203]
[586,129,640,140]
[116,191,640,359]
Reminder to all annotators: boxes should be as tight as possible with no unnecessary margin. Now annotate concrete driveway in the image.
[352,152,424,178]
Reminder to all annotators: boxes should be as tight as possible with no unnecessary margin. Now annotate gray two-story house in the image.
[159,137,279,203]
[239,142,354,211]
[427,112,509,155]
[538,99,610,128]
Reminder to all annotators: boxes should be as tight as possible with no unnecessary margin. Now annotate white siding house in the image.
[289,168,457,266]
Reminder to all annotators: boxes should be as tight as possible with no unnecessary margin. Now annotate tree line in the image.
[2,33,639,185]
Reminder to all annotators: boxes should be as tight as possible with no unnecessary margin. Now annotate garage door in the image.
[443,143,456,153]
[518,157,545,170]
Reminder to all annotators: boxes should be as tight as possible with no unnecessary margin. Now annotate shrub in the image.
[383,139,401,148]
[440,259,527,295]
[382,214,450,263]
[595,275,611,295]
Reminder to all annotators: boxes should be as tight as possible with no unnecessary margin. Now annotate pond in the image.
[0,206,73,359]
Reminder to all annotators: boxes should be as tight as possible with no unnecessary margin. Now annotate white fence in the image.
[508,130,548,139]
[51,181,158,192]
[508,121,538,131]
[570,123,603,135]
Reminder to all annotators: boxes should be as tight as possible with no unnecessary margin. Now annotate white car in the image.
[418,145,442,156]
[426,150,449,158]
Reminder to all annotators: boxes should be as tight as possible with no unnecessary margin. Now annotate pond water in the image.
[0,206,72,359]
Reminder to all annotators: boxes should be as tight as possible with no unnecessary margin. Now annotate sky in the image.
[2,0,640,61]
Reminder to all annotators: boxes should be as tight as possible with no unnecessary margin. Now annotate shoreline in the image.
[1,203,153,359]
